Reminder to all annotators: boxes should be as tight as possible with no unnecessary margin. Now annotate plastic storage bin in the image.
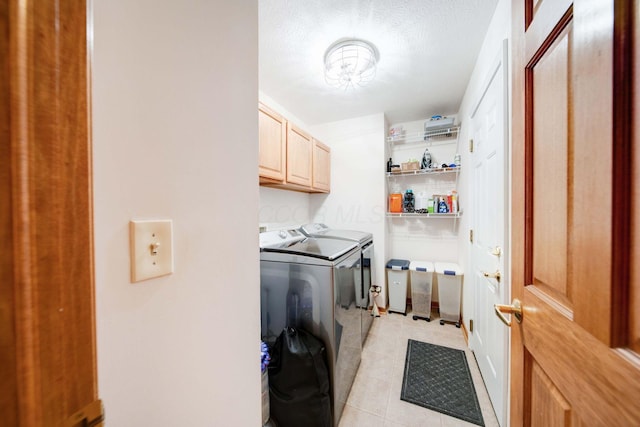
[409,261,435,321]
[435,262,463,327]
[386,259,410,315]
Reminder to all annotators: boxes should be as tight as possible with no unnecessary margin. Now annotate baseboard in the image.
[371,301,442,318]
[461,317,469,345]
[367,305,387,314]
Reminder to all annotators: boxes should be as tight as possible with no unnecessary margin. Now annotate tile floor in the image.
[338,310,500,427]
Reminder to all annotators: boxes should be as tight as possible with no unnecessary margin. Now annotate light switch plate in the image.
[129,219,174,283]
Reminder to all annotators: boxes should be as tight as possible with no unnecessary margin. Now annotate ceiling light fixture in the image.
[323,39,379,90]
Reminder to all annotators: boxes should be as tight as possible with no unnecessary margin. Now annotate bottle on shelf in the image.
[451,190,458,213]
[389,193,403,213]
[403,189,415,213]
[438,197,449,213]
[421,148,432,169]
[415,191,429,211]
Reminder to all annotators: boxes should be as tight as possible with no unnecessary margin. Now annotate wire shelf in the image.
[387,167,460,177]
[386,211,463,218]
[387,125,460,145]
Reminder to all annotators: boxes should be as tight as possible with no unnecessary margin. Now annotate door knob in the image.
[482,270,501,282]
[494,299,522,327]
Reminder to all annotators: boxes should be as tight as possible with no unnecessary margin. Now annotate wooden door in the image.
[510,0,640,425]
[1,1,101,425]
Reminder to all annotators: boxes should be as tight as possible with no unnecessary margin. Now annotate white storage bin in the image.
[386,259,410,315]
[435,262,463,327]
[409,261,434,321]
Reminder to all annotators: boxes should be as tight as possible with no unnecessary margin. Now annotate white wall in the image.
[456,0,512,331]
[92,1,260,425]
[310,114,387,302]
[259,187,310,230]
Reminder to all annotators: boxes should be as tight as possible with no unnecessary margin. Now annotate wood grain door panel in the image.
[0,0,18,424]
[631,0,640,354]
[312,139,330,192]
[523,287,640,425]
[258,104,286,182]
[286,123,312,187]
[529,23,571,304]
[512,0,640,425]
[530,362,571,427]
[2,0,99,425]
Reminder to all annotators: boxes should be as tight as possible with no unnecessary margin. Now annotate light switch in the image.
[129,219,174,282]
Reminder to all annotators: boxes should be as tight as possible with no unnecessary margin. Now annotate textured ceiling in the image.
[259,0,499,126]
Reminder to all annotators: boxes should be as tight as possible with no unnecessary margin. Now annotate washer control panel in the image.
[259,228,305,248]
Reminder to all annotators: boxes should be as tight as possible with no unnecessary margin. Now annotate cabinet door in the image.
[286,122,312,187]
[258,103,286,182]
[312,139,330,193]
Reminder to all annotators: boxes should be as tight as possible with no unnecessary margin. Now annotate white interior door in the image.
[468,40,509,427]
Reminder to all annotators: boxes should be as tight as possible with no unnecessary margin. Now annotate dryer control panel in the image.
[259,228,306,249]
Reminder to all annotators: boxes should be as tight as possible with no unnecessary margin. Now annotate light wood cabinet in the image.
[258,103,286,183]
[285,122,313,187]
[312,139,331,193]
[258,103,331,193]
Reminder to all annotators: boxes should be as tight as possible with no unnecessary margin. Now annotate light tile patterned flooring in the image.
[338,310,500,427]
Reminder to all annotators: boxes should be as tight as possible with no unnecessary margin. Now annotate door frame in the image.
[1,0,100,425]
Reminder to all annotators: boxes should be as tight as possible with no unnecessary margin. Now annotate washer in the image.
[299,223,375,345]
[260,228,362,426]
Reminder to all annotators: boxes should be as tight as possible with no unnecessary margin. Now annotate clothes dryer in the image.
[299,223,375,345]
[260,229,362,426]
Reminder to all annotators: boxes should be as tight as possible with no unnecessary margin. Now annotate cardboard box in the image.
[401,161,420,171]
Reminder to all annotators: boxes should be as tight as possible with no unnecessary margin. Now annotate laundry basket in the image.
[409,261,434,321]
[386,259,410,315]
[435,262,463,327]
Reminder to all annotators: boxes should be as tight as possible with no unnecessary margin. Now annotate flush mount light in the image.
[323,39,379,90]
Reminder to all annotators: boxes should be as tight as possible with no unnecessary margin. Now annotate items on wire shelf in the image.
[388,190,459,215]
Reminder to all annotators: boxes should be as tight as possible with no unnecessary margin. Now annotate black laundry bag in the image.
[268,327,332,427]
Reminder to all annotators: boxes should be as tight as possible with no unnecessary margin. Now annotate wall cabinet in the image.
[285,122,313,187]
[258,103,330,193]
[258,103,286,183]
[312,139,331,192]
